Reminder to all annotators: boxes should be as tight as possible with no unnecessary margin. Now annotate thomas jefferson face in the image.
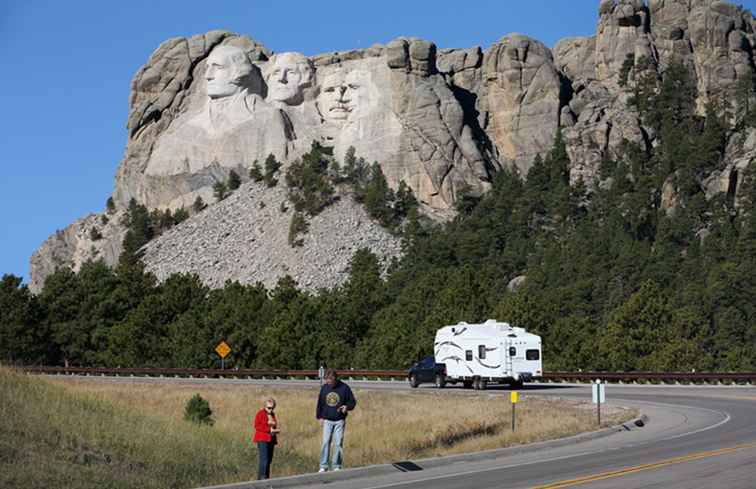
[205,45,254,99]
[318,69,371,124]
[267,53,313,105]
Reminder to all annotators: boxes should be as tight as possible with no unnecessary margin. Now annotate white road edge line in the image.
[358,402,731,489]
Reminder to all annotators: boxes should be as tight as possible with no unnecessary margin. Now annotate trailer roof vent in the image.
[507,333,517,338]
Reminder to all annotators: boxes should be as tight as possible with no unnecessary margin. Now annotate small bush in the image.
[264,154,281,187]
[193,196,206,213]
[249,161,264,182]
[288,212,309,247]
[213,182,228,202]
[228,170,242,190]
[184,394,214,426]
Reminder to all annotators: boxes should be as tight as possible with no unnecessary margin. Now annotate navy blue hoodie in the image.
[316,380,357,421]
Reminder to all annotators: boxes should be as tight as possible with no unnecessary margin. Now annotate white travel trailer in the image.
[434,319,542,389]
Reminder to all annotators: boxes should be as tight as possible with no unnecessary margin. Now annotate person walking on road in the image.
[316,369,356,472]
[253,397,280,480]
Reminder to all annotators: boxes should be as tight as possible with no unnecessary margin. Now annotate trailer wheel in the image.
[479,379,487,390]
[511,379,523,389]
[463,380,473,389]
[472,377,481,390]
[409,374,419,388]
[435,374,446,389]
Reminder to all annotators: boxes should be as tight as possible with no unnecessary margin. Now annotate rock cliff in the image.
[30,0,756,293]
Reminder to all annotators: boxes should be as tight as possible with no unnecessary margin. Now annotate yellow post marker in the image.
[511,391,519,431]
[215,341,231,369]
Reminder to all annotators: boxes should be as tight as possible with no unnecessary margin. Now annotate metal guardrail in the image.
[20,366,408,380]
[542,371,756,383]
[17,366,756,384]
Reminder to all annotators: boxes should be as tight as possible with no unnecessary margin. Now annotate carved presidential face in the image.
[205,45,254,99]
[267,53,313,105]
[318,69,372,125]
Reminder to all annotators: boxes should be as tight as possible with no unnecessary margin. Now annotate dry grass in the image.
[41,376,635,481]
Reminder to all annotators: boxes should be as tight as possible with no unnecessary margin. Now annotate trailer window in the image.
[478,345,486,359]
[509,346,516,357]
[526,349,540,360]
[465,350,473,361]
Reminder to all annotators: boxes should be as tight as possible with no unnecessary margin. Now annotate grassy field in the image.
[1,368,635,488]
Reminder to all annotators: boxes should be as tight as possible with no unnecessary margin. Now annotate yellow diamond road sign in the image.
[511,391,519,404]
[215,341,231,359]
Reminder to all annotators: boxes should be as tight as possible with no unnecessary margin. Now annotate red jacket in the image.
[253,408,277,443]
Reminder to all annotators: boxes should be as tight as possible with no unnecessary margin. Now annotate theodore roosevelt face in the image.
[267,52,313,105]
[318,69,374,124]
[205,45,254,99]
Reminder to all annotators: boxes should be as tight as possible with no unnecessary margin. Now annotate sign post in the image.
[511,391,519,432]
[592,379,605,426]
[215,341,231,370]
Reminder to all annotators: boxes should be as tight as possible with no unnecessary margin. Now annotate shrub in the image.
[213,182,228,202]
[288,212,309,247]
[264,154,281,187]
[228,170,242,190]
[184,393,214,426]
[193,196,206,213]
[173,207,189,224]
[249,161,264,182]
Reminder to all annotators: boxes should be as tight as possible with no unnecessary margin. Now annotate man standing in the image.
[316,369,356,472]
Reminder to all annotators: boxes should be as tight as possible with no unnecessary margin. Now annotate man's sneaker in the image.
[333,468,341,472]
[318,468,327,473]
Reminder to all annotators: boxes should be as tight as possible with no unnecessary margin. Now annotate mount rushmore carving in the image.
[31,0,756,292]
[116,35,496,212]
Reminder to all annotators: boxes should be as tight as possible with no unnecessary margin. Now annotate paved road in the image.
[53,375,756,488]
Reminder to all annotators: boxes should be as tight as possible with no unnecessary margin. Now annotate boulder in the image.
[481,34,564,176]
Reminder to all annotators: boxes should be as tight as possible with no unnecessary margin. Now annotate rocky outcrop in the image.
[481,34,564,176]
[29,212,126,292]
[141,181,402,291]
[30,0,756,292]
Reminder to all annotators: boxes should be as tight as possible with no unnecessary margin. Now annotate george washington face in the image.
[205,45,254,99]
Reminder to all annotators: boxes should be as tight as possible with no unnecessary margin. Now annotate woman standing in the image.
[253,397,280,480]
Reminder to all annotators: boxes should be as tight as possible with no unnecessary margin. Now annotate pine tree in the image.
[213,181,228,202]
[106,196,116,214]
[173,207,189,224]
[228,170,241,190]
[264,153,282,187]
[249,160,264,182]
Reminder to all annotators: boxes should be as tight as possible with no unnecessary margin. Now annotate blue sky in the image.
[1,1,754,284]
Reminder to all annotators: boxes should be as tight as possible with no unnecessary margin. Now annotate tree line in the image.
[1,58,754,371]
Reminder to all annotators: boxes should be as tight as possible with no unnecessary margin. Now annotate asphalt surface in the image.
[52,375,756,488]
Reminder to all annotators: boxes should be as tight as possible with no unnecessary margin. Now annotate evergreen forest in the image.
[2,59,755,372]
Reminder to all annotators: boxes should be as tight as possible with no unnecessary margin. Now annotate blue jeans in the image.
[257,441,275,480]
[320,419,345,470]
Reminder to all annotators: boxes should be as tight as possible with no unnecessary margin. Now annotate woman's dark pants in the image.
[257,441,275,480]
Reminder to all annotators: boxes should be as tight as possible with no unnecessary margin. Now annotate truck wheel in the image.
[463,380,473,389]
[511,379,523,389]
[409,374,419,388]
[435,374,446,389]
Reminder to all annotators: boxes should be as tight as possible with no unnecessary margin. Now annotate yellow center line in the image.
[532,443,756,489]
